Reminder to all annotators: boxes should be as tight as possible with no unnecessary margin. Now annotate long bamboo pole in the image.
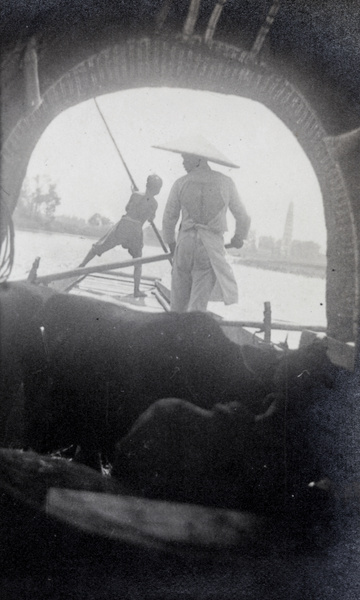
[94,97,138,191]
[149,219,172,262]
[93,98,171,263]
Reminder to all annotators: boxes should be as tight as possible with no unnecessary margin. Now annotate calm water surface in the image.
[10,229,326,345]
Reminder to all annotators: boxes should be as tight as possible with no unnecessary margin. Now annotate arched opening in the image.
[12,87,327,346]
[1,38,357,342]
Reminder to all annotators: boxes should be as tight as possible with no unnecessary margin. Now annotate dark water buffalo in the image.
[112,397,277,510]
[111,335,344,521]
[5,286,339,473]
[112,385,340,523]
[23,292,281,465]
[0,282,55,447]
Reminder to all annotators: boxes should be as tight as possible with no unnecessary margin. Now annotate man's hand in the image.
[169,242,176,255]
[230,235,244,249]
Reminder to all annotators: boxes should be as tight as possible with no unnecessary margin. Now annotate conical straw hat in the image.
[152,134,240,168]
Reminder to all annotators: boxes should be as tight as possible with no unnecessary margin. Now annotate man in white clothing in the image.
[162,152,250,312]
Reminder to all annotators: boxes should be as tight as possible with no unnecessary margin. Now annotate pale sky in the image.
[23,87,327,250]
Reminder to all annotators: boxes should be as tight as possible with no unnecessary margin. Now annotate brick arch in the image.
[1,37,357,341]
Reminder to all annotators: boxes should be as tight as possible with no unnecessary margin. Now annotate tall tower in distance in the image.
[281,201,294,259]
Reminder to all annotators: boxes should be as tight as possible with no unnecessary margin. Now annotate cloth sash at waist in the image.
[121,215,142,226]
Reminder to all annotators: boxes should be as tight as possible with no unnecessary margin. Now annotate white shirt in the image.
[162,163,250,245]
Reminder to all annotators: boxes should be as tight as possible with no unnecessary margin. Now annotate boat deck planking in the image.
[27,262,355,369]
[72,271,166,313]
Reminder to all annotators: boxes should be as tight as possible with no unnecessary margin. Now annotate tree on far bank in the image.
[258,235,276,255]
[16,176,61,226]
[291,240,321,261]
[88,213,112,227]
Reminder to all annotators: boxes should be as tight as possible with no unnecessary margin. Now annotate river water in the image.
[10,229,326,346]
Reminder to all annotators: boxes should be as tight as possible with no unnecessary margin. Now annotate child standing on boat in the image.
[79,174,163,297]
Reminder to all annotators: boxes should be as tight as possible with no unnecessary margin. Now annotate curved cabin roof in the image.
[1,1,360,137]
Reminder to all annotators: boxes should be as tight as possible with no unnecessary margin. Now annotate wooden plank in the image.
[155,279,171,302]
[93,270,158,283]
[46,263,160,294]
[49,274,86,293]
[70,286,165,313]
[152,289,170,311]
[220,321,327,333]
[14,253,170,285]
[0,449,125,509]
[46,489,262,549]
[89,274,154,290]
[77,277,156,302]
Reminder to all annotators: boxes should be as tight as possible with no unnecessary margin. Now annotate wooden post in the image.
[27,256,40,283]
[263,301,272,343]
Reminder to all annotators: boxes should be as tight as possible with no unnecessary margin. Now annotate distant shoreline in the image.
[230,256,326,279]
[15,226,326,279]
[15,225,100,239]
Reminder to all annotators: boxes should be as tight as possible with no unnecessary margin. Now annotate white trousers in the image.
[170,231,216,312]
